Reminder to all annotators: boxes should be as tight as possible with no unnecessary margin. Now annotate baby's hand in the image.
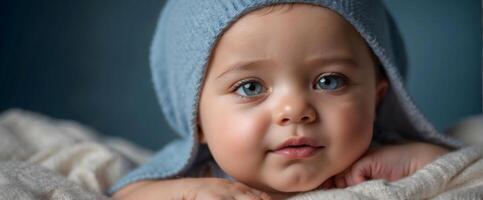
[333,142,449,188]
[113,177,272,200]
[181,178,272,200]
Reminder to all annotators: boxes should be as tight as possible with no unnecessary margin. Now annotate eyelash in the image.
[230,78,266,99]
[313,72,349,92]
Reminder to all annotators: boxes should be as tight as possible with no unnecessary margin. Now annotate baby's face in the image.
[199,4,387,194]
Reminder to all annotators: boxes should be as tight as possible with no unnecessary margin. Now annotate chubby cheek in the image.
[202,104,270,181]
[323,96,375,172]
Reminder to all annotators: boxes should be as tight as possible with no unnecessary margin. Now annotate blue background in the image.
[0,0,481,150]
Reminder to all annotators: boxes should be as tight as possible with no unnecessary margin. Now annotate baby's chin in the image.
[271,181,322,193]
[260,173,331,193]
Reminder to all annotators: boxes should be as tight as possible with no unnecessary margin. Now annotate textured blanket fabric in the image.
[0,161,108,200]
[0,109,482,199]
[290,146,483,200]
[0,109,152,199]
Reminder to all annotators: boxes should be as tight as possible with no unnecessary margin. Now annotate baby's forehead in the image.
[210,4,374,72]
[221,4,365,49]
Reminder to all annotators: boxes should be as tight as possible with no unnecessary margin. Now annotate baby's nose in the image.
[273,98,316,126]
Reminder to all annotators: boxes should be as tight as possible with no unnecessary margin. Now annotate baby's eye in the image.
[234,80,265,97]
[314,73,347,91]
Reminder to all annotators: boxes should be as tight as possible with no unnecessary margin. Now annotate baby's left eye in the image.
[314,73,347,91]
[234,80,265,97]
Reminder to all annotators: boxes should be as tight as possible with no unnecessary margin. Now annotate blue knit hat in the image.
[109,0,462,194]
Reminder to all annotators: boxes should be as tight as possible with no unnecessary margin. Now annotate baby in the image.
[110,1,461,199]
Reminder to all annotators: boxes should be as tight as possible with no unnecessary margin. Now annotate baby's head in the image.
[110,0,461,196]
[198,4,388,193]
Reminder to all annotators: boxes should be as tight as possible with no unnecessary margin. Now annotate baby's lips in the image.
[273,136,322,150]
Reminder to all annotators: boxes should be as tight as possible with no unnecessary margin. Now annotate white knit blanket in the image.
[0,109,152,200]
[1,109,482,200]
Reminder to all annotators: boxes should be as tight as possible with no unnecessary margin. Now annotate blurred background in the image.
[0,0,481,150]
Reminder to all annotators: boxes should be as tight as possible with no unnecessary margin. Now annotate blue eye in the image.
[315,74,346,91]
[235,81,264,97]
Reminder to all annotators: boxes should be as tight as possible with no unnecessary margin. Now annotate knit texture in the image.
[289,145,483,199]
[0,109,152,200]
[109,0,463,194]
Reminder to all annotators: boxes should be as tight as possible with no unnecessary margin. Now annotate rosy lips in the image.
[273,146,322,159]
[272,137,323,159]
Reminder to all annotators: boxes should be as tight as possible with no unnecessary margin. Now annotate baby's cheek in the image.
[221,111,267,151]
[209,109,270,177]
[325,101,374,169]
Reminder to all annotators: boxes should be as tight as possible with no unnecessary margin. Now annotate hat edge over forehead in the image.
[109,0,463,194]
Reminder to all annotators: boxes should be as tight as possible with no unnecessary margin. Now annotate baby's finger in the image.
[334,172,347,188]
[351,167,369,184]
[344,167,367,186]
[258,192,272,200]
[234,193,262,200]
[238,190,264,200]
[320,177,335,189]
[343,169,355,186]
[245,187,272,200]
[346,158,374,186]
[233,182,271,200]
[235,190,272,200]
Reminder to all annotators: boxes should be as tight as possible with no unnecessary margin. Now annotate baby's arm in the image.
[333,142,449,188]
[112,177,272,200]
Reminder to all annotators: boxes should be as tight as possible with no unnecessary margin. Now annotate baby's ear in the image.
[197,125,207,144]
[376,77,388,106]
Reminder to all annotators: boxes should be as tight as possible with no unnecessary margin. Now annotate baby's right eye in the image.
[234,80,265,97]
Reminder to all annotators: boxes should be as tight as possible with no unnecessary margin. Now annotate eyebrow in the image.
[304,56,358,69]
[216,59,270,79]
[216,56,358,79]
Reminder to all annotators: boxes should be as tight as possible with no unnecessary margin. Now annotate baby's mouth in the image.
[273,145,323,159]
[271,137,324,159]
